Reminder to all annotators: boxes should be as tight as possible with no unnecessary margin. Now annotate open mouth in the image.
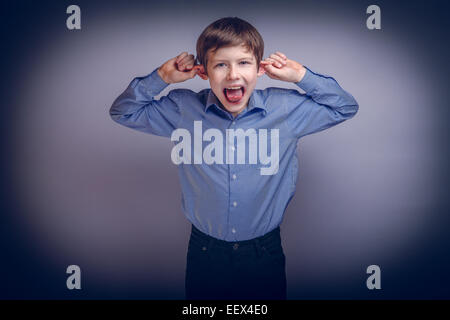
[223,86,245,104]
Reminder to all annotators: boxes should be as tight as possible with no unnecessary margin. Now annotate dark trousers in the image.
[185,224,287,300]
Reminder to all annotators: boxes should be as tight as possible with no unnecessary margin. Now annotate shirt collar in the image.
[204,89,267,116]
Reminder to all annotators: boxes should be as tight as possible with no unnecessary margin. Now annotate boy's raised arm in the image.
[262,52,359,139]
[109,52,200,138]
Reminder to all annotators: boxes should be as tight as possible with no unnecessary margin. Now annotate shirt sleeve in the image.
[109,68,181,138]
[285,66,359,139]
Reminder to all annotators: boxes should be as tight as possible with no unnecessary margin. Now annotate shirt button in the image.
[231,228,236,233]
[233,243,239,250]
[202,246,207,251]
[232,121,236,125]
[232,174,237,180]
[231,146,235,151]
[233,201,237,207]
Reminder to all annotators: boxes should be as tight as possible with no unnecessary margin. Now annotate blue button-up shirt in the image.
[110,67,358,241]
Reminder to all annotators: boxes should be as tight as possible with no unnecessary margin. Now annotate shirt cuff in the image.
[294,66,316,93]
[140,68,170,95]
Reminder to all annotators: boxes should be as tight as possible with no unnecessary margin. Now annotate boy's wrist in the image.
[294,66,307,83]
[157,67,171,84]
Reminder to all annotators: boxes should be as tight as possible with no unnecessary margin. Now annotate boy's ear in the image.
[257,63,266,77]
[196,65,208,80]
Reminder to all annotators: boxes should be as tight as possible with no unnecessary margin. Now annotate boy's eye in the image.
[215,63,226,68]
[240,61,250,65]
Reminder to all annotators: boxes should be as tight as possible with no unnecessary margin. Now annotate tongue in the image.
[225,88,243,102]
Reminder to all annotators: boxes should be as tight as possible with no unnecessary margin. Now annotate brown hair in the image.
[196,17,264,74]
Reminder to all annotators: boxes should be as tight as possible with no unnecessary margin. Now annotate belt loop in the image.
[254,238,263,257]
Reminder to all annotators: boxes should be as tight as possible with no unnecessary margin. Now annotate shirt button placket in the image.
[229,118,238,239]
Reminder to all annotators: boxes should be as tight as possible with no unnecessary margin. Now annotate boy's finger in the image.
[266,58,282,68]
[265,64,282,77]
[178,55,196,71]
[179,54,194,65]
[181,63,199,73]
[183,58,196,69]
[275,51,287,60]
[176,52,188,63]
[263,65,275,78]
[264,64,274,72]
[177,51,188,60]
[270,54,286,65]
[185,63,195,70]
[177,63,185,71]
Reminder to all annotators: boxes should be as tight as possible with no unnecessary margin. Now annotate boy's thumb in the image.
[189,66,200,77]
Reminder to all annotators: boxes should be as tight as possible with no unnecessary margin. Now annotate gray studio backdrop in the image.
[9,0,447,298]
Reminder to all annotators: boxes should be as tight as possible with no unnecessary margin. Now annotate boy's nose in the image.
[227,66,240,80]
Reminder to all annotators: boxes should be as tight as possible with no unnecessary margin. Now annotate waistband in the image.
[190,224,281,250]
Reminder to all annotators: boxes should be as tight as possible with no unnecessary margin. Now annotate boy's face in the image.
[200,44,265,117]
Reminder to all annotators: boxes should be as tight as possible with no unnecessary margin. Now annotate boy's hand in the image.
[157,52,201,84]
[260,52,307,83]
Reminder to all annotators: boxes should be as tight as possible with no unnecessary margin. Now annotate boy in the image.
[110,17,358,300]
